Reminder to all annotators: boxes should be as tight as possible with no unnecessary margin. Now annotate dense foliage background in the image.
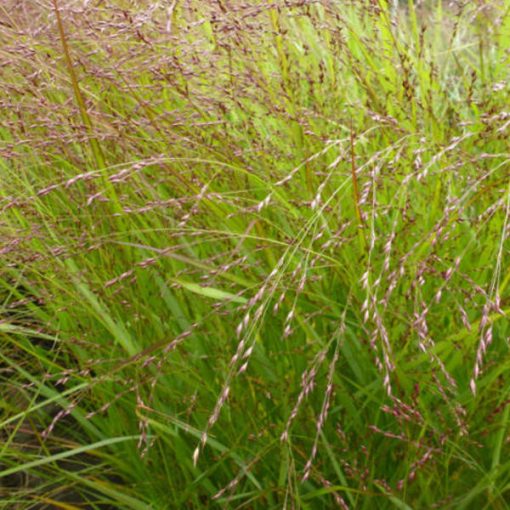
[1,1,510,508]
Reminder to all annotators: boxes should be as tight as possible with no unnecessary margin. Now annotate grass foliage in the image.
[1,0,510,508]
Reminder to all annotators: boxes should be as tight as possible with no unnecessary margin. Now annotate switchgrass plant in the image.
[1,0,510,508]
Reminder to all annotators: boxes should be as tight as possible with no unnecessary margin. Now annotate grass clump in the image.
[1,0,510,508]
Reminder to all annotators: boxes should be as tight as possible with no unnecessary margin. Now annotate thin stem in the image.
[350,118,364,228]
[51,0,106,171]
